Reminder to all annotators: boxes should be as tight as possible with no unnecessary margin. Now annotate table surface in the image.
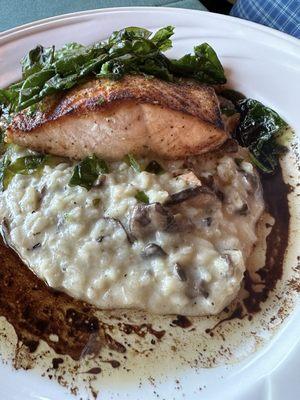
[0,0,206,32]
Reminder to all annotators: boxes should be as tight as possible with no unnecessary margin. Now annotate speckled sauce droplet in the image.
[85,367,102,375]
[171,315,192,328]
[52,357,64,369]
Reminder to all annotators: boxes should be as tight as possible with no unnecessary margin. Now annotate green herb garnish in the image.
[0,154,47,190]
[135,190,149,204]
[0,26,226,113]
[234,99,289,174]
[8,154,45,174]
[144,160,164,174]
[69,154,109,190]
[0,155,11,191]
[124,153,141,173]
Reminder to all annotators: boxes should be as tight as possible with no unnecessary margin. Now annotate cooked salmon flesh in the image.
[6,75,228,160]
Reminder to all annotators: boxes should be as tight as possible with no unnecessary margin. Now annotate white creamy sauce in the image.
[0,146,264,315]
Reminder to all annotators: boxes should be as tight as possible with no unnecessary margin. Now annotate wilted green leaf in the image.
[69,154,109,190]
[170,43,226,84]
[235,99,289,174]
[0,154,47,190]
[21,45,55,78]
[151,26,174,51]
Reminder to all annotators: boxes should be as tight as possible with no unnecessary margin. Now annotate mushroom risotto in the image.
[0,145,264,316]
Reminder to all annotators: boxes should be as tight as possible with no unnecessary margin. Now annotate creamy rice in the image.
[0,146,264,315]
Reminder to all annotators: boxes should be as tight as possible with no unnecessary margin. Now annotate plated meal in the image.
[0,21,298,399]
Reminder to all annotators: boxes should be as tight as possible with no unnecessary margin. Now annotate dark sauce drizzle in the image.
[243,166,291,313]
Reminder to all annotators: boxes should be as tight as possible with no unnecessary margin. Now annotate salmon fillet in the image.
[6,75,228,160]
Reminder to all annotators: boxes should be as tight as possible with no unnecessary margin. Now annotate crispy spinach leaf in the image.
[151,26,174,51]
[170,43,226,84]
[69,154,109,190]
[54,42,86,60]
[1,26,226,114]
[0,89,12,106]
[234,99,289,173]
[109,27,152,44]
[21,45,55,78]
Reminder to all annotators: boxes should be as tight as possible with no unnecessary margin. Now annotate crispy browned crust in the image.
[8,75,223,134]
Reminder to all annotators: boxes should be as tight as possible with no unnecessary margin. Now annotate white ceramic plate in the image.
[0,7,299,400]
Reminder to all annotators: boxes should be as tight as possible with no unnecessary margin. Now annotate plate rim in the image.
[0,6,299,400]
[1,6,300,48]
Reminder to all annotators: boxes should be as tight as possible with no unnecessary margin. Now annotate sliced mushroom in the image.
[130,202,193,238]
[141,243,167,258]
[130,202,175,239]
[103,216,134,244]
[173,263,187,282]
[187,278,209,299]
[236,203,249,216]
[200,175,225,203]
[168,213,194,233]
[164,186,214,206]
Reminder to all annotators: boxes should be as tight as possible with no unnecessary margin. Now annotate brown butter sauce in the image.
[0,238,115,361]
[243,166,291,313]
[205,164,291,330]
